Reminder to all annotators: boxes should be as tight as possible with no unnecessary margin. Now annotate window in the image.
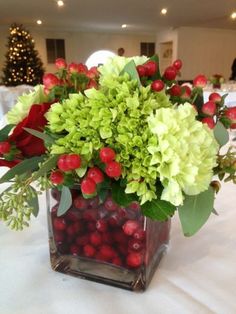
[46,39,65,63]
[85,50,116,68]
[140,42,155,57]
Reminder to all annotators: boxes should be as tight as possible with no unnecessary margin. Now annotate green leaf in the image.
[178,186,215,237]
[57,186,72,216]
[120,60,141,86]
[98,188,109,203]
[24,127,55,145]
[141,199,176,221]
[0,124,15,141]
[213,121,229,147]
[111,181,138,207]
[0,155,45,183]
[32,155,59,180]
[149,55,162,80]
[28,186,39,217]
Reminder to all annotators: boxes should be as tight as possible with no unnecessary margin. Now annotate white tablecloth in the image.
[0,85,34,119]
[0,166,236,314]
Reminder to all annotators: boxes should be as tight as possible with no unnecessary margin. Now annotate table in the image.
[0,85,34,119]
[0,166,236,314]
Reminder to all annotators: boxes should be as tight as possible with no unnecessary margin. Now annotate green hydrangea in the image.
[7,85,48,124]
[147,103,219,206]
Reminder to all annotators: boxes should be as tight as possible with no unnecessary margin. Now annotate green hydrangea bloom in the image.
[147,103,219,206]
[7,85,48,124]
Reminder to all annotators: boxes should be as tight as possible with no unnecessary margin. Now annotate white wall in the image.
[0,26,155,77]
[177,27,236,80]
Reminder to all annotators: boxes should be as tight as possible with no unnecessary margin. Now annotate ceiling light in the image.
[122,24,127,28]
[161,8,167,15]
[37,20,42,25]
[57,0,64,7]
[231,12,236,19]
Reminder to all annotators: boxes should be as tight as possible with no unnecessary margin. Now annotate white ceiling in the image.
[0,0,236,33]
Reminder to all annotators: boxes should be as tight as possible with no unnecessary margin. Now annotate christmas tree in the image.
[2,23,45,86]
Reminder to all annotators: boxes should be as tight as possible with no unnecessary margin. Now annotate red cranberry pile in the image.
[51,189,148,269]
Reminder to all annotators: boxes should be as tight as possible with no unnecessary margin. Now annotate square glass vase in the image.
[47,187,170,291]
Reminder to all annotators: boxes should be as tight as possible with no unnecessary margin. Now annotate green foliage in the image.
[141,199,176,221]
[57,186,72,216]
[213,121,229,147]
[0,124,15,141]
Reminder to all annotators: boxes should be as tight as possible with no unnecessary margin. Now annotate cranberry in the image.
[96,219,108,232]
[86,221,96,231]
[133,228,146,241]
[104,196,118,211]
[87,167,104,184]
[129,201,141,212]
[128,239,143,251]
[112,230,127,244]
[51,189,61,201]
[0,141,11,154]
[101,232,113,244]
[73,195,89,210]
[105,161,122,178]
[70,244,80,255]
[81,177,97,195]
[90,231,102,246]
[76,234,89,246]
[83,209,98,221]
[108,214,121,227]
[50,170,64,185]
[65,210,80,222]
[99,147,116,163]
[99,244,116,260]
[112,256,122,267]
[122,220,140,236]
[53,218,67,231]
[83,244,96,257]
[88,196,99,208]
[54,231,65,243]
[126,252,143,268]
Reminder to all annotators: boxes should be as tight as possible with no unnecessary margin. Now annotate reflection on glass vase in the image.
[47,187,171,291]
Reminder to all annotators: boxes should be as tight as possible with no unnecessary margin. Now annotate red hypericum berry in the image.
[193,74,207,88]
[81,177,97,195]
[163,66,177,81]
[57,155,71,172]
[122,220,140,236]
[144,61,158,76]
[136,65,146,77]
[181,85,192,99]
[104,196,118,211]
[68,62,78,73]
[66,154,81,170]
[70,244,80,255]
[126,252,143,268]
[99,147,116,163]
[86,79,98,90]
[105,161,122,178]
[0,141,11,154]
[151,79,165,92]
[87,67,99,79]
[53,218,67,231]
[55,58,67,69]
[172,59,182,71]
[202,101,216,116]
[96,219,108,232]
[43,73,60,89]
[169,84,182,96]
[209,92,222,103]
[90,231,102,246]
[224,107,236,124]
[83,244,96,257]
[50,170,64,185]
[87,167,104,184]
[201,117,215,129]
[77,63,88,74]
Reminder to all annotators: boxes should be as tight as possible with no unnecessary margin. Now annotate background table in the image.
[0,167,235,314]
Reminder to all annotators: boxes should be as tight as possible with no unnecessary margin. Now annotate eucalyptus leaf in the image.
[28,186,39,217]
[0,155,45,183]
[141,199,176,221]
[213,121,229,147]
[24,127,55,145]
[57,186,72,216]
[178,186,215,237]
[120,60,141,86]
[0,124,15,141]
[32,155,59,181]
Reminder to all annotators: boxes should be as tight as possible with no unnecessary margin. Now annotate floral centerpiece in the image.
[210,73,225,89]
[0,55,235,290]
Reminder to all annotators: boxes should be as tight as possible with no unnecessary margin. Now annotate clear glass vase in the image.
[47,187,171,291]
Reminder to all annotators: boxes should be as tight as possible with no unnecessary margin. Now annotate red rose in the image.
[9,103,51,157]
